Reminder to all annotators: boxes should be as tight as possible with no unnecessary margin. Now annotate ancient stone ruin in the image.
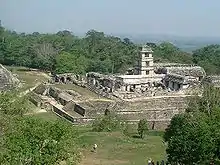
[28,45,211,130]
[0,64,20,91]
[86,45,205,99]
[203,75,220,87]
[51,73,86,87]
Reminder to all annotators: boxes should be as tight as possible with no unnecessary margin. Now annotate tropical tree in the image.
[137,119,148,139]
[0,92,80,164]
[154,42,193,64]
[164,87,220,164]
[2,23,219,75]
[193,44,220,74]
[55,51,87,74]
[0,117,80,165]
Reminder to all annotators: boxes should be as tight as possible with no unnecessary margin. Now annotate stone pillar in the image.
[111,83,114,92]
[92,78,96,86]
[127,85,130,92]
[168,81,173,90]
[136,84,141,89]
[121,85,126,91]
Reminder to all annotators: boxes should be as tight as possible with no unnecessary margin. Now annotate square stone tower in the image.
[137,45,154,76]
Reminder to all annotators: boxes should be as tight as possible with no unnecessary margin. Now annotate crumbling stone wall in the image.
[28,82,195,130]
[48,87,62,100]
[33,83,49,95]
[86,70,203,100]
[204,75,220,87]
[52,73,86,87]
[166,66,206,79]
[86,72,117,99]
[61,96,190,130]
[0,64,20,91]
[29,92,43,107]
[63,101,86,116]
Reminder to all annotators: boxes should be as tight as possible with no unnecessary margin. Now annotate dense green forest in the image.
[0,24,220,75]
[164,86,220,164]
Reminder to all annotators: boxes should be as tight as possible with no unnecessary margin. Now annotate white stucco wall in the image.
[117,74,165,85]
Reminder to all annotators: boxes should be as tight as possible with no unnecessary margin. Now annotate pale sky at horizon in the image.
[0,0,220,37]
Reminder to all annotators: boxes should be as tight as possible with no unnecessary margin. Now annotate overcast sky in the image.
[0,0,220,37]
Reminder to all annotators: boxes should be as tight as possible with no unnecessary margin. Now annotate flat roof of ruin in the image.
[116,74,165,79]
[154,63,197,67]
[58,92,74,102]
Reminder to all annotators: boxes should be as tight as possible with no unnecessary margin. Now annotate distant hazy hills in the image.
[113,33,220,53]
[76,32,220,53]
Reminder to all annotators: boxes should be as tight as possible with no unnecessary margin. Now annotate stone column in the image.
[121,85,126,91]
[127,85,130,92]
[136,84,141,89]
[93,78,96,86]
[168,81,173,89]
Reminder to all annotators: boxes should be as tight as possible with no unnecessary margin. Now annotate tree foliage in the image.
[55,52,87,74]
[0,92,28,117]
[0,27,138,74]
[153,42,193,64]
[0,24,220,75]
[164,86,220,164]
[193,45,220,74]
[92,113,126,132]
[1,117,80,165]
[137,119,149,139]
[0,92,81,165]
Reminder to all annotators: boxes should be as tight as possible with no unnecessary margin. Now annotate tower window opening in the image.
[146,61,149,67]
[145,53,149,57]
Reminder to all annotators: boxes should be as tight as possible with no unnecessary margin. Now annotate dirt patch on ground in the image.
[80,149,128,165]
[25,108,47,115]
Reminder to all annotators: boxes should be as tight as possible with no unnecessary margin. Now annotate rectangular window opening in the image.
[145,53,149,57]
[146,61,149,66]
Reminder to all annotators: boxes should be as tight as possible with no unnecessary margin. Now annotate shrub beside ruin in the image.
[138,119,149,139]
[92,113,126,132]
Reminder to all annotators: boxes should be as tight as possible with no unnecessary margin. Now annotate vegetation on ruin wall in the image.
[1,24,220,75]
[164,86,220,165]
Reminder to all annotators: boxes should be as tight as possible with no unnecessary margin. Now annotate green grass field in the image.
[77,129,166,165]
[54,84,105,99]
[30,111,59,121]
[6,66,49,91]
[29,112,167,165]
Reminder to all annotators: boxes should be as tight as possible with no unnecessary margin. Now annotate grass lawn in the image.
[6,66,49,91]
[28,109,166,165]
[24,113,166,165]
[76,127,166,165]
[30,111,59,121]
[25,100,59,121]
[54,84,105,99]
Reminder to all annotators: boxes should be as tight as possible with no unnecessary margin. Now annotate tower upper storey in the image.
[141,45,153,52]
[140,45,153,59]
[136,45,154,76]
